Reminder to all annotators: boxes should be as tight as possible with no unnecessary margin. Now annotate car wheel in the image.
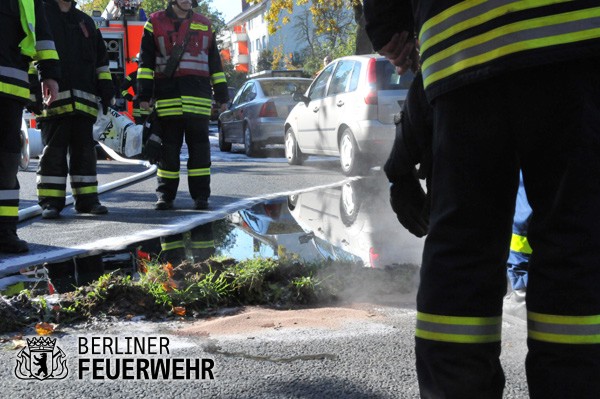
[340,181,360,226]
[339,128,362,176]
[218,123,232,152]
[244,124,259,157]
[285,127,305,165]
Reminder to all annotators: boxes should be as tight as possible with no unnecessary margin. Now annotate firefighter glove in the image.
[389,170,429,237]
[143,134,162,165]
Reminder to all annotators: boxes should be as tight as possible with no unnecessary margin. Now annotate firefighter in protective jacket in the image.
[137,0,229,211]
[120,54,149,125]
[0,0,59,253]
[35,0,114,219]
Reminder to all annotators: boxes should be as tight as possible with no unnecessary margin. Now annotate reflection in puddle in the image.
[1,176,424,296]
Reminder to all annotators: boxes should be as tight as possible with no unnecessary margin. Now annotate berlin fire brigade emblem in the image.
[15,337,68,380]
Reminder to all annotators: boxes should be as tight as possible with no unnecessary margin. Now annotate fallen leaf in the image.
[35,322,55,336]
[172,306,186,316]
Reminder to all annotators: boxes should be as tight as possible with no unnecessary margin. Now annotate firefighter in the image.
[364,1,600,398]
[120,53,149,125]
[35,0,114,220]
[159,222,215,265]
[0,0,59,253]
[137,0,229,211]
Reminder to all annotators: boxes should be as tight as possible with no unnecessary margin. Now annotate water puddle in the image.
[1,176,424,296]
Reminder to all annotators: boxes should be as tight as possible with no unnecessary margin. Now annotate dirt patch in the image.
[177,304,383,337]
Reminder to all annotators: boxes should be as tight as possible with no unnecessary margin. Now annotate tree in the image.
[248,0,372,55]
[256,49,274,72]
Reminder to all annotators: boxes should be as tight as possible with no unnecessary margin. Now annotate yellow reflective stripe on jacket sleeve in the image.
[137,68,154,80]
[416,312,502,343]
[422,7,600,89]
[157,169,180,179]
[528,312,600,344]
[0,82,29,100]
[0,206,19,217]
[511,233,532,255]
[35,49,59,61]
[211,72,226,85]
[190,240,214,249]
[144,21,153,33]
[98,72,112,81]
[419,0,573,54]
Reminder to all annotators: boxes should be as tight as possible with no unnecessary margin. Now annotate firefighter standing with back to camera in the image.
[137,0,229,211]
[0,0,60,253]
[363,1,600,398]
[35,0,114,220]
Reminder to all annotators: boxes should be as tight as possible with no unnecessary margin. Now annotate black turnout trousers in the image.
[416,57,600,399]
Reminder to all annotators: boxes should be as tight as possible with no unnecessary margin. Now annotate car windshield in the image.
[376,61,415,90]
[259,81,311,97]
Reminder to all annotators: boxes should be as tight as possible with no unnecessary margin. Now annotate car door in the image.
[294,63,335,153]
[319,60,356,152]
[223,82,256,141]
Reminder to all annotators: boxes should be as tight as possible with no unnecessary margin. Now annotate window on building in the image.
[256,39,261,51]
[262,36,266,49]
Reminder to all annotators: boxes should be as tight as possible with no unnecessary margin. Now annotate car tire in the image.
[244,124,259,157]
[340,181,360,226]
[339,128,363,176]
[218,123,232,152]
[285,127,305,165]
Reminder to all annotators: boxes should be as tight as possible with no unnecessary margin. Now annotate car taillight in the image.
[259,101,278,117]
[369,247,380,268]
[364,58,378,105]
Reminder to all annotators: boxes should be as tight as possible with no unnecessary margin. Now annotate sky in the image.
[214,1,242,23]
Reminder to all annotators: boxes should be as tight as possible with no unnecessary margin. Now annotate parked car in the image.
[211,87,237,121]
[218,77,312,157]
[284,55,414,175]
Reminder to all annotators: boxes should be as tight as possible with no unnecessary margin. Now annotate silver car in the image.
[284,55,414,175]
[218,77,312,157]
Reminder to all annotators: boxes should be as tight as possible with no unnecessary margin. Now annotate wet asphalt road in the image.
[0,125,531,398]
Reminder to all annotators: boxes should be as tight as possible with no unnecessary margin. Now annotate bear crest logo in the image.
[15,337,68,380]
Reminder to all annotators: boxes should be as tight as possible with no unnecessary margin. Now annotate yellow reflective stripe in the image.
[182,106,210,115]
[161,241,184,251]
[37,188,66,197]
[18,0,36,57]
[190,240,214,249]
[419,0,573,54]
[528,312,600,344]
[0,206,19,217]
[182,96,212,106]
[72,186,98,195]
[0,81,29,99]
[211,72,226,85]
[510,233,532,254]
[75,102,98,117]
[157,169,180,179]
[137,68,154,79]
[121,90,130,97]
[158,98,183,107]
[188,168,210,177]
[416,312,502,344]
[190,23,209,31]
[34,49,60,61]
[144,21,153,33]
[98,72,112,80]
[43,103,74,117]
[157,109,183,117]
[422,8,600,89]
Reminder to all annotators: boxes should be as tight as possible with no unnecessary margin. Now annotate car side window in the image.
[328,61,355,96]
[308,63,335,100]
[239,83,256,103]
[348,62,361,92]
[231,84,248,106]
